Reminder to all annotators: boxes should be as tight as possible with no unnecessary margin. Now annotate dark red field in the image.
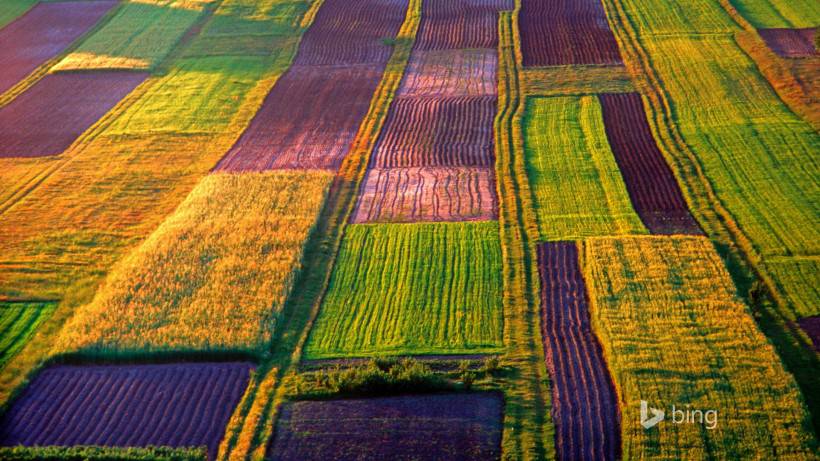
[371,96,496,168]
[352,166,498,223]
[518,0,622,66]
[798,316,820,352]
[414,0,513,50]
[0,362,252,460]
[0,72,147,158]
[292,0,408,66]
[0,1,117,94]
[758,28,817,58]
[598,92,702,235]
[400,49,498,97]
[267,393,503,460]
[537,242,620,461]
[215,65,382,171]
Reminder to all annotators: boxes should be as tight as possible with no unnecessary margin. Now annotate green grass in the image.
[765,257,820,318]
[305,222,504,358]
[644,34,820,311]
[105,56,272,135]
[0,446,205,461]
[584,236,817,460]
[523,96,647,240]
[618,0,735,34]
[53,0,212,71]
[730,0,820,28]
[0,302,55,369]
[0,0,35,29]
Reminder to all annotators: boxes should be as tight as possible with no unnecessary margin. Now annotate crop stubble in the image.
[268,393,503,460]
[0,363,253,460]
[519,0,622,66]
[0,1,116,94]
[537,242,620,461]
[0,72,148,158]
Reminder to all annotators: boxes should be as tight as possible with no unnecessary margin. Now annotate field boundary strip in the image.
[493,6,554,459]
[600,0,820,434]
[214,1,424,458]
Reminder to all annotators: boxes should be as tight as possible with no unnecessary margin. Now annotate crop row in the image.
[414,0,513,50]
[0,302,55,369]
[0,72,147,158]
[0,363,253,460]
[523,95,647,240]
[215,0,409,171]
[352,166,498,223]
[537,242,620,461]
[305,222,504,358]
[519,0,622,66]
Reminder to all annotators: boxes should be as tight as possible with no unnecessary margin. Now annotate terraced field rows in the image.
[0,1,116,94]
[537,242,620,461]
[0,363,253,460]
[306,222,504,358]
[584,236,817,459]
[519,0,622,66]
[269,393,504,460]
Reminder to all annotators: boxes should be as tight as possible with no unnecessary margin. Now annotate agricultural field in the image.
[268,393,503,459]
[0,362,253,460]
[305,222,504,358]
[0,0,818,459]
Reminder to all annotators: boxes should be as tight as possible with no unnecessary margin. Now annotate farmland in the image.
[268,393,503,460]
[523,96,647,240]
[0,1,116,94]
[57,172,332,357]
[305,222,504,358]
[0,0,818,459]
[583,236,816,459]
[0,363,253,460]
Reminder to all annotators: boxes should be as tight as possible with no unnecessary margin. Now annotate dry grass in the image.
[584,236,817,459]
[56,171,332,356]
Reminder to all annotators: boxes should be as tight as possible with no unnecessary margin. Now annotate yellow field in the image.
[522,65,634,96]
[57,171,332,356]
[583,236,816,459]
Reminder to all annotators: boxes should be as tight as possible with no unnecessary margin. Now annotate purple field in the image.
[415,0,512,50]
[0,71,147,157]
[538,242,620,461]
[0,362,253,460]
[758,28,817,58]
[268,393,503,460]
[0,1,116,94]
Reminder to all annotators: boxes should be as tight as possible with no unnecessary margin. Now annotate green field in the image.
[53,0,212,71]
[0,302,55,368]
[305,222,504,358]
[730,0,820,28]
[584,236,817,459]
[524,96,647,240]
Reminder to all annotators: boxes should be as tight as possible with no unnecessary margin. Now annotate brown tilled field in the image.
[519,0,622,66]
[758,28,817,58]
[352,166,498,223]
[598,92,702,235]
[400,49,498,97]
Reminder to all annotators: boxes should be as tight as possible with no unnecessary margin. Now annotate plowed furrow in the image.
[538,242,621,461]
[598,92,702,235]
